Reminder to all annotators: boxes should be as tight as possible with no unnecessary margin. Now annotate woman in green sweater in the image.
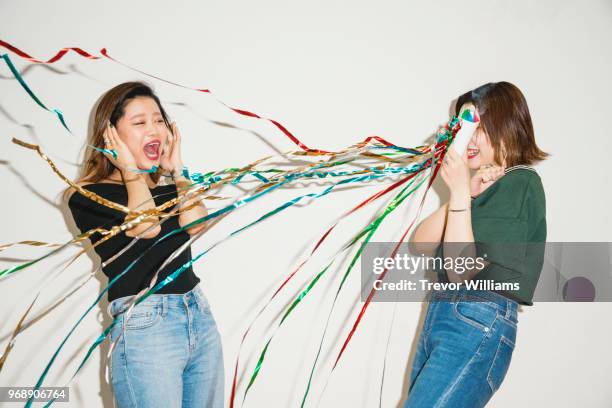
[404,82,548,407]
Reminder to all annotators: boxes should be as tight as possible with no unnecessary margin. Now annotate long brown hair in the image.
[63,81,172,200]
[455,81,549,167]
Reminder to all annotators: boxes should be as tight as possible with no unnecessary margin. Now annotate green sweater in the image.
[438,168,547,305]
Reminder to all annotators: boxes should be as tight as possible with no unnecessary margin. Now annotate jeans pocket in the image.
[453,299,498,332]
[487,335,515,392]
[123,304,162,330]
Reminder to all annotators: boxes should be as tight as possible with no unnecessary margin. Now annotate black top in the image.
[67,183,200,302]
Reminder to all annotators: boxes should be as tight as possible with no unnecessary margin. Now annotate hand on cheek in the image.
[160,122,184,174]
[470,164,505,197]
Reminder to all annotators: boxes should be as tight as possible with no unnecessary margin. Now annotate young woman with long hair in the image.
[65,81,224,407]
[404,81,548,407]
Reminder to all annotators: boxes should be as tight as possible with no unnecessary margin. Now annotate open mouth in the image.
[143,140,161,160]
[467,146,480,160]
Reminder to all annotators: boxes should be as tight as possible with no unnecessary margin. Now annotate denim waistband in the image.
[107,285,206,318]
[430,287,518,320]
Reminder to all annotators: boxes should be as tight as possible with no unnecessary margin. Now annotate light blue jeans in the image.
[404,288,518,407]
[107,285,224,408]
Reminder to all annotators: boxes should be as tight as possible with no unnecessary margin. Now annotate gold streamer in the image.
[0,241,62,253]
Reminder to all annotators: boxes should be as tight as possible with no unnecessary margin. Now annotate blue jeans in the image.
[107,285,224,408]
[404,288,519,408]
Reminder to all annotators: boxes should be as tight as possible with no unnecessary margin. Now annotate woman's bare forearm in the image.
[443,192,474,243]
[412,202,449,243]
[174,175,208,235]
[122,172,161,238]
[443,191,476,282]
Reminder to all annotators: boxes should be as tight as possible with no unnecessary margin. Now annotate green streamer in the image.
[0,53,71,132]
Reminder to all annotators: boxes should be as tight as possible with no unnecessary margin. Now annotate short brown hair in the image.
[455,81,549,167]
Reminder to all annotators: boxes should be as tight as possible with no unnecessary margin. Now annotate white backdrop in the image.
[1,0,611,407]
